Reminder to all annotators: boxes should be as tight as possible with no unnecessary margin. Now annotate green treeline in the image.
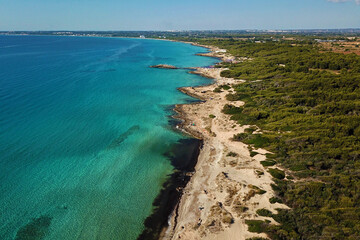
[199,39,360,239]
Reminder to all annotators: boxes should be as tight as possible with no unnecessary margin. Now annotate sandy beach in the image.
[164,44,289,240]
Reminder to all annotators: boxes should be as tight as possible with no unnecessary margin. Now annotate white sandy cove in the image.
[163,45,289,240]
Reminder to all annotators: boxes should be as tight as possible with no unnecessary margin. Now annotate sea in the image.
[0,35,217,240]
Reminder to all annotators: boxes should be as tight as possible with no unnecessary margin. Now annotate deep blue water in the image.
[0,35,217,240]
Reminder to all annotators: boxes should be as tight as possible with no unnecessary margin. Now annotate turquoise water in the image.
[0,35,217,240]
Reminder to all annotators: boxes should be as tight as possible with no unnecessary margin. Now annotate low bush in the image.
[256,208,273,217]
[268,168,285,180]
[260,160,276,167]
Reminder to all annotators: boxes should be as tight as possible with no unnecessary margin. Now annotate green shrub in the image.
[256,208,273,217]
[226,93,249,101]
[246,134,270,148]
[245,220,266,233]
[213,87,222,93]
[250,151,259,157]
[269,197,283,204]
[223,104,243,114]
[220,70,232,78]
[258,189,267,195]
[233,133,248,141]
[221,84,231,90]
[194,37,360,240]
[268,168,285,180]
[246,238,268,240]
[260,160,276,167]
[245,127,257,134]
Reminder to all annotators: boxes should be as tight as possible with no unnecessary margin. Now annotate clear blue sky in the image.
[0,0,359,31]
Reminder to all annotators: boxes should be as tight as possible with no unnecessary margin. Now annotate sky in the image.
[0,0,359,31]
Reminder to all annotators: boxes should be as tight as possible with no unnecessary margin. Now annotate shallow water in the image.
[0,35,217,240]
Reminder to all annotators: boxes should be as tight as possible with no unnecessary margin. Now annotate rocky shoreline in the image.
[162,43,289,240]
[138,40,289,240]
[137,138,203,240]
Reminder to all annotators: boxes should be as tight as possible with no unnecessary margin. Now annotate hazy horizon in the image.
[1,0,359,31]
[1,28,360,32]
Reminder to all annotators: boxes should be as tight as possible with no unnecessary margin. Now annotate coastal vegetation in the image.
[268,168,285,180]
[193,38,360,239]
[246,237,268,240]
[256,208,273,217]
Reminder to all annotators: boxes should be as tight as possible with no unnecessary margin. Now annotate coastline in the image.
[136,42,218,240]
[138,138,203,240]
[163,43,289,240]
[136,43,235,239]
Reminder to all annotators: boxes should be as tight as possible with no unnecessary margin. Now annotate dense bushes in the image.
[202,39,360,239]
[256,208,273,217]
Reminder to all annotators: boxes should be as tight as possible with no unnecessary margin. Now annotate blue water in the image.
[0,35,217,240]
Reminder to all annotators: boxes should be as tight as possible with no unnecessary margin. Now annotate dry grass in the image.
[320,41,360,55]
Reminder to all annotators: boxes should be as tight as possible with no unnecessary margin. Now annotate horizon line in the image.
[1,28,360,32]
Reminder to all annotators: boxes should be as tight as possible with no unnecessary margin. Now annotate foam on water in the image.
[0,35,217,240]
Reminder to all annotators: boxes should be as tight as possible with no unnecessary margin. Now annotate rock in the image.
[150,64,178,69]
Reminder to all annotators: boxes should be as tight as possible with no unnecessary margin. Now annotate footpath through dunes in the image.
[165,47,289,240]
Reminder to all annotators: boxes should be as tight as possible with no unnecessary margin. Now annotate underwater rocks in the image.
[150,64,179,69]
[15,215,52,240]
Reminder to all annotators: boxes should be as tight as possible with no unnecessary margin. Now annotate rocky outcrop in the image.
[150,64,178,69]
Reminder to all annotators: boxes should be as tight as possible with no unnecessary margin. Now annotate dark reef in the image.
[137,138,202,240]
[15,215,52,240]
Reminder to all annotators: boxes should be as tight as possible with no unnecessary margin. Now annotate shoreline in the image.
[138,138,203,240]
[136,42,235,239]
[163,43,289,240]
[136,42,221,239]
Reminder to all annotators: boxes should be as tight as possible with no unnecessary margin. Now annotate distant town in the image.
[1,29,360,40]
